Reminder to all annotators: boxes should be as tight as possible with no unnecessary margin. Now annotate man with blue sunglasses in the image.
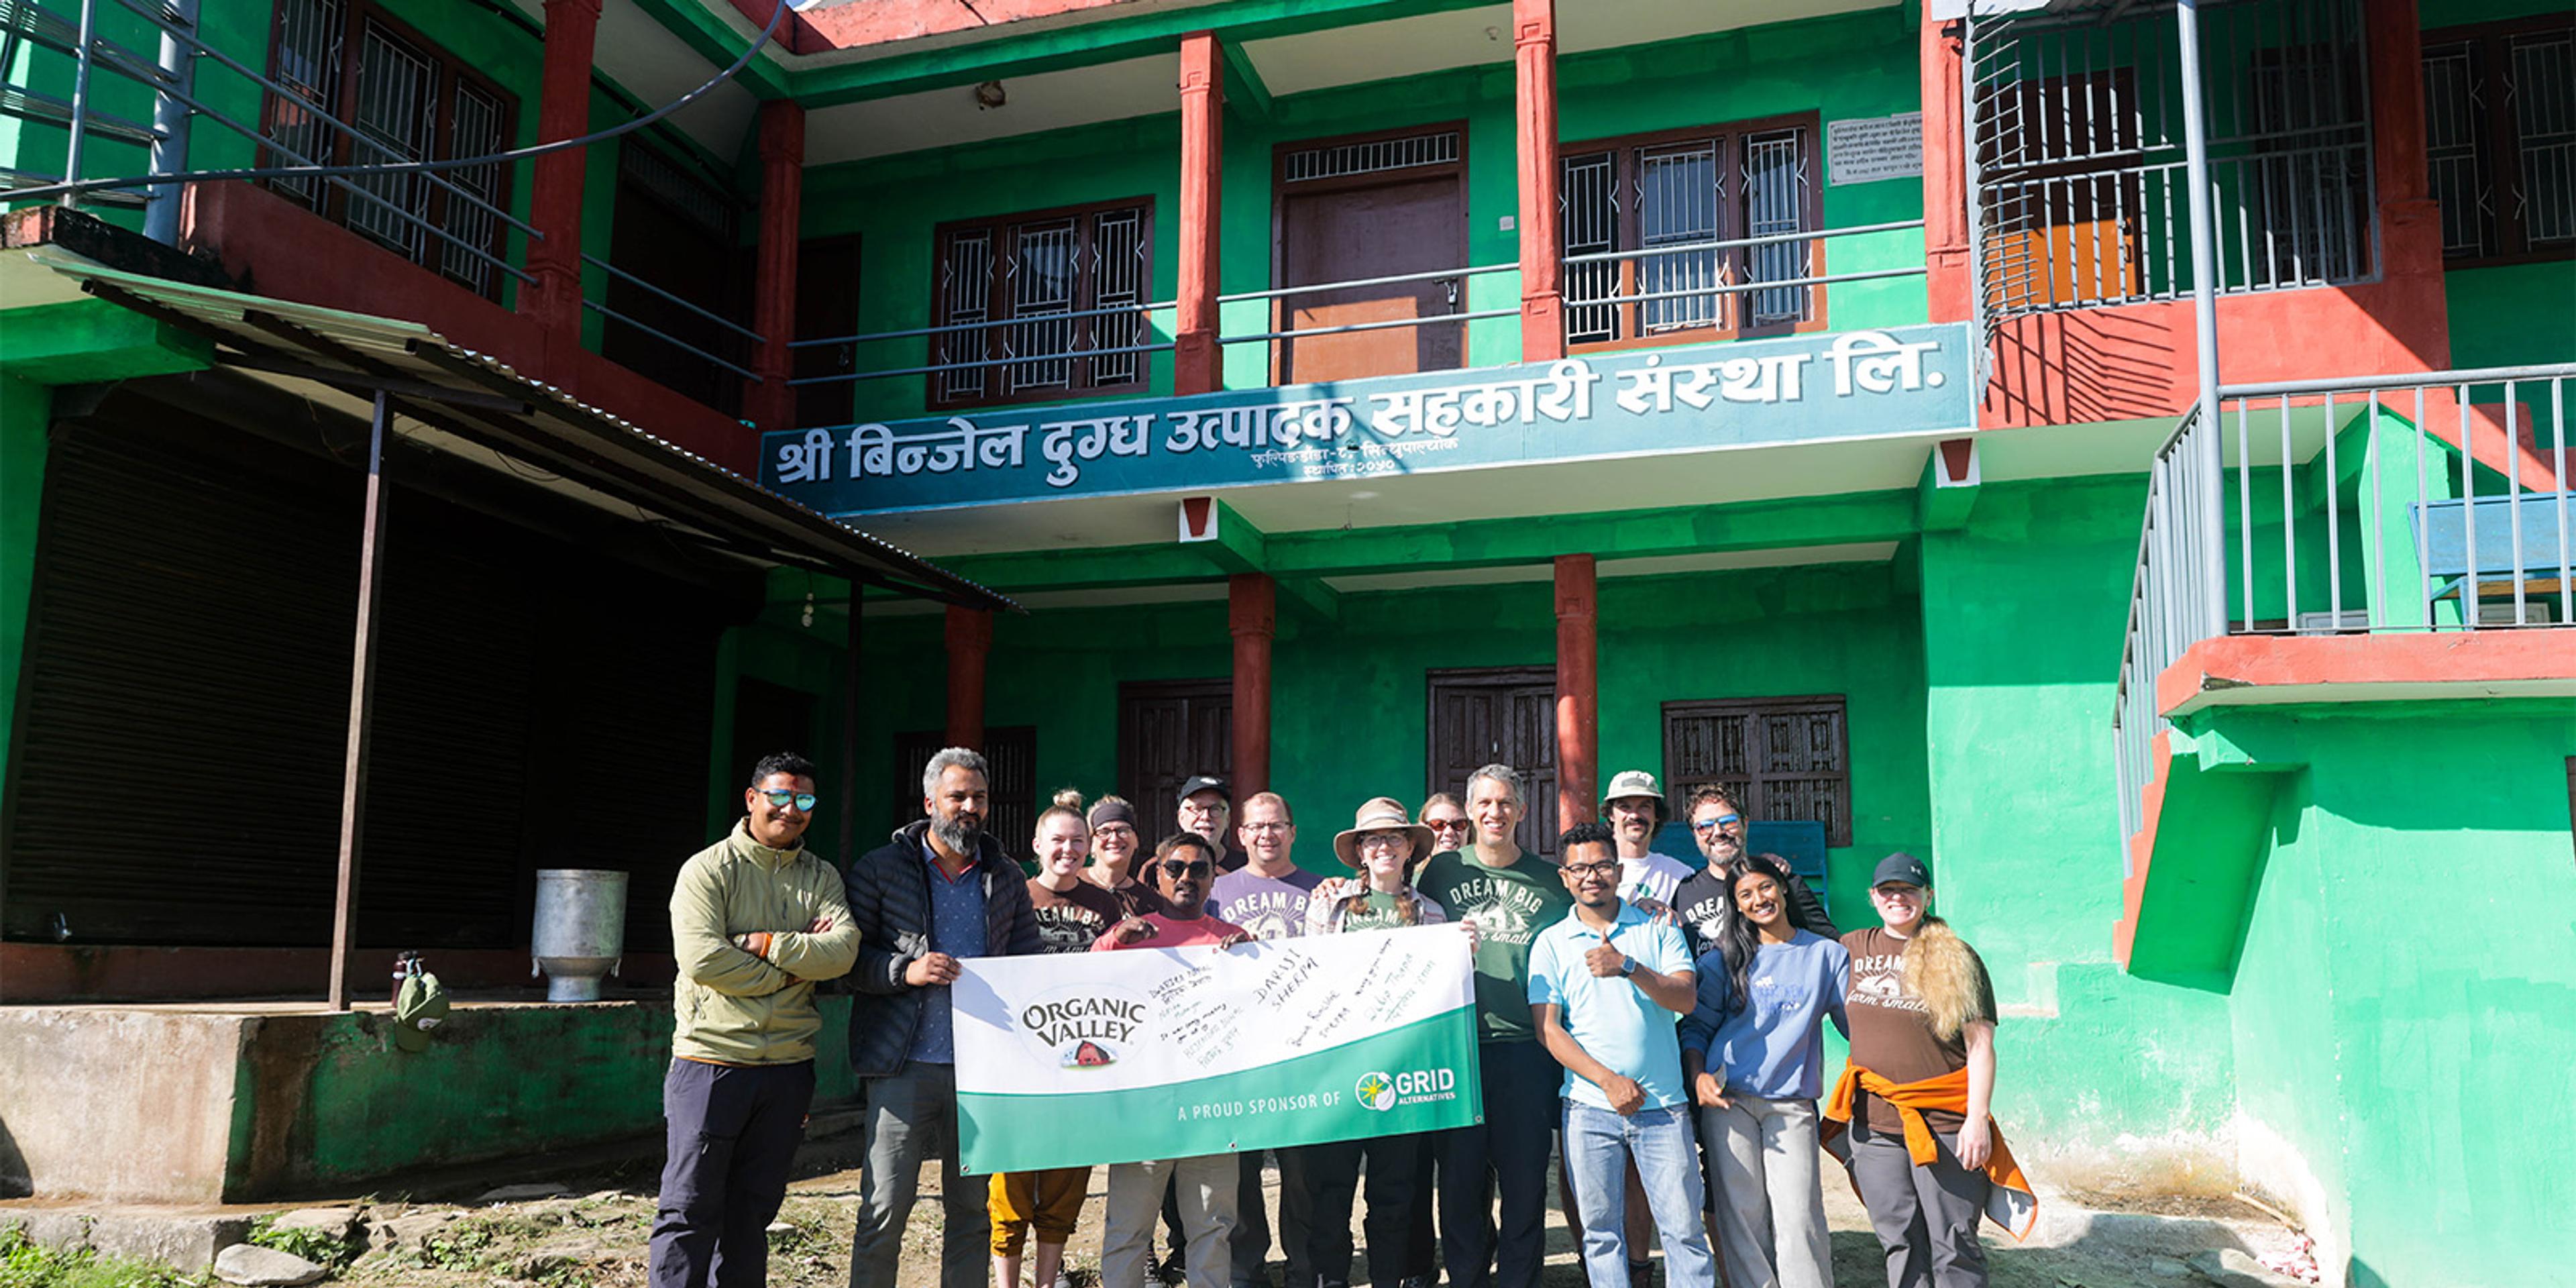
[1667,784,1836,961]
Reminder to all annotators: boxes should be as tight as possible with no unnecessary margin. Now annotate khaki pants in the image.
[1103,1155,1239,1288]
[989,1167,1091,1257]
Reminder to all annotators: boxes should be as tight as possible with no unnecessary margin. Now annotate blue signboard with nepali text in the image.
[761,323,1974,516]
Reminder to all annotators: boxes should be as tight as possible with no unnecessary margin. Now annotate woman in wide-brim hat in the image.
[1300,797,1451,1288]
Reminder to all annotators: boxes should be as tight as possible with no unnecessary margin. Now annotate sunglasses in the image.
[1161,859,1214,878]
[759,790,818,812]
[1426,819,1468,831]
[1690,814,1743,834]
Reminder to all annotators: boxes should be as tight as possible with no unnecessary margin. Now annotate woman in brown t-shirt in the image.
[1078,796,1163,918]
[1839,854,1998,1287]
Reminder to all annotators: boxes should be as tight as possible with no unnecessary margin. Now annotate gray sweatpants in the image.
[1847,1118,1990,1288]
[847,1061,989,1288]
[1701,1094,1832,1288]
[1104,1155,1240,1288]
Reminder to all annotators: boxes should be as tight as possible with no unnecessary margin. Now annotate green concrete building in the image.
[1,0,2570,1284]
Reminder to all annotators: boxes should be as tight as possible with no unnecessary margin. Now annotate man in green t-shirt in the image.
[1414,764,1573,1288]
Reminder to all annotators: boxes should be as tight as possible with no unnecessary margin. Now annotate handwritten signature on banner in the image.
[771,329,1947,492]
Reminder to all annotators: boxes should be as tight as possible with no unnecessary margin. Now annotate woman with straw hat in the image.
[1299,798,1452,1288]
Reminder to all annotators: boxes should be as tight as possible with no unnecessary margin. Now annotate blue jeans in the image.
[1560,1101,1716,1288]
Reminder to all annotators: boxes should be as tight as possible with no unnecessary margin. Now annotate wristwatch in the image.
[1618,954,1638,977]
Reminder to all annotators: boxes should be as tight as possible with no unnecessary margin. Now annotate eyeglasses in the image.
[1161,859,1214,878]
[1690,814,1743,834]
[760,790,818,812]
[1093,823,1136,838]
[1356,833,1410,852]
[1179,801,1227,816]
[1562,861,1620,879]
[1242,821,1291,833]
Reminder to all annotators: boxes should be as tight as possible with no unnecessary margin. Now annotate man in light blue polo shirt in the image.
[1528,820,1716,1288]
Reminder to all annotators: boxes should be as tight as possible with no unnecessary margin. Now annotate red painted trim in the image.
[1175,31,1224,396]
[2155,631,2576,719]
[523,0,602,336]
[0,944,679,1003]
[1228,572,1276,798]
[1514,0,1563,363]
[1919,16,1971,325]
[2112,729,2174,969]
[748,100,806,433]
[945,606,992,749]
[1553,553,1597,828]
[181,181,759,471]
[788,0,1133,55]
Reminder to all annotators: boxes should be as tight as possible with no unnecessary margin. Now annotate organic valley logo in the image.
[1018,985,1152,1069]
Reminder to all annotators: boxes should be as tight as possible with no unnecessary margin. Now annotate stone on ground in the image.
[213,1242,329,1287]
[272,1208,362,1240]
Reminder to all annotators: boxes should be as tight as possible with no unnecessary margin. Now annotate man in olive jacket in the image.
[845,747,1042,1288]
[650,751,860,1288]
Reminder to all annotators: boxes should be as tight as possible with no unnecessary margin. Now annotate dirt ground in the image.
[313,1123,2302,1288]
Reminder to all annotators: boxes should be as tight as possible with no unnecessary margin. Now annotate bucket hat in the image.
[1332,797,1437,869]
[1599,769,1666,817]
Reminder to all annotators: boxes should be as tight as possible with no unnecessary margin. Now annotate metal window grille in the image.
[1662,697,1852,848]
[1281,131,1459,182]
[1090,208,1145,386]
[2512,33,2575,244]
[2422,43,2490,256]
[263,0,344,209]
[1006,219,1077,393]
[1743,128,1813,325]
[1966,0,2375,335]
[1640,142,1723,333]
[440,81,504,296]
[938,229,992,400]
[1560,150,1621,343]
[344,21,433,258]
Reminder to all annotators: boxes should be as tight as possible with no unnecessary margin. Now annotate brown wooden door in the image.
[1117,680,1231,849]
[794,234,861,429]
[1275,128,1466,385]
[1426,667,1560,858]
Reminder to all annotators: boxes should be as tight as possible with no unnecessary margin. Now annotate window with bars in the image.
[2423,19,2576,266]
[930,201,1152,409]
[258,0,517,301]
[1559,118,1821,349]
[1662,696,1852,848]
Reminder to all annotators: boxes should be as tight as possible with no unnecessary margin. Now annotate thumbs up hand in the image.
[1584,928,1628,979]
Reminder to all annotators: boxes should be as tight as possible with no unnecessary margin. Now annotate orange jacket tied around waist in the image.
[1822,1063,2041,1242]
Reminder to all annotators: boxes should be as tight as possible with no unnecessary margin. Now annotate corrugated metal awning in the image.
[25,248,1017,612]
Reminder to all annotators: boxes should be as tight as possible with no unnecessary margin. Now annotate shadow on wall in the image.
[0,1116,24,1197]
[1986,305,2182,427]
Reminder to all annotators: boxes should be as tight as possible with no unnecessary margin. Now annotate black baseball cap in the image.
[1178,775,1229,802]
[1872,852,1932,890]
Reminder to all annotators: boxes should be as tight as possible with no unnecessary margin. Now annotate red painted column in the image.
[1228,573,1275,799]
[1919,15,1972,325]
[944,606,991,751]
[1175,32,1225,396]
[1553,554,1597,828]
[2365,0,2443,298]
[1513,0,1563,362]
[521,0,602,337]
[747,100,806,433]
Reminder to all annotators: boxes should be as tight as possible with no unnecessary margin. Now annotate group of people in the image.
[647,749,2026,1288]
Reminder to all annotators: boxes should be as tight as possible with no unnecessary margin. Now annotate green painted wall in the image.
[837,559,1931,904]
[2194,699,2576,1288]
[802,6,1929,428]
[1918,477,2240,1185]
[235,996,861,1196]
[0,375,49,783]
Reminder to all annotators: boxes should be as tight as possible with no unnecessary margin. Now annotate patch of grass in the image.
[0,1224,207,1288]
[246,1216,354,1269]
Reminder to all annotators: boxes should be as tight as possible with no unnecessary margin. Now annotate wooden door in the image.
[1275,127,1466,385]
[794,234,861,429]
[601,147,750,415]
[1117,680,1232,849]
[1426,667,1560,858]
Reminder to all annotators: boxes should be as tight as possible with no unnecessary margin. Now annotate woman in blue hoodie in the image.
[1679,864,1849,1288]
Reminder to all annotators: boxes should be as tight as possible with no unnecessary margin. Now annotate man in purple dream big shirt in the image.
[1206,791,1322,1288]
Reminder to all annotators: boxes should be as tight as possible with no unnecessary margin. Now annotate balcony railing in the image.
[2112,362,2575,849]
[1561,219,1927,343]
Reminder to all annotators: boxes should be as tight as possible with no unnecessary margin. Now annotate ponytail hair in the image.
[1899,914,1989,1042]
[1036,786,1087,830]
